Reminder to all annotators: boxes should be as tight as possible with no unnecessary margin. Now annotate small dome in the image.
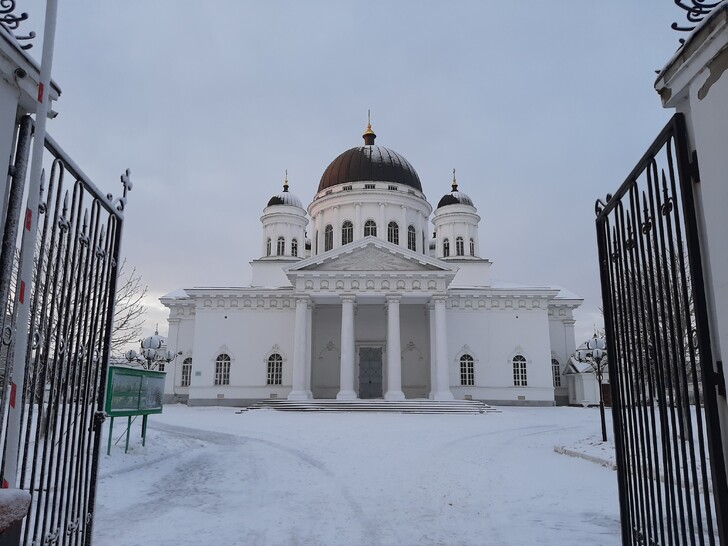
[318,124,422,192]
[436,170,474,209]
[267,173,303,209]
[437,191,473,208]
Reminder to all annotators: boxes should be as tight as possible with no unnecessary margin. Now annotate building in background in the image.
[161,123,582,406]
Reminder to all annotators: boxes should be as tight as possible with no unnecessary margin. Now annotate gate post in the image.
[656,1,728,510]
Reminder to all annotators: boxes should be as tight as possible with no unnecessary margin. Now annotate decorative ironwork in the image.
[595,113,727,545]
[0,116,130,545]
[0,0,35,50]
[672,0,724,43]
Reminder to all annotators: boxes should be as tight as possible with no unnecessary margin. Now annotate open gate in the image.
[596,113,727,544]
[0,115,130,545]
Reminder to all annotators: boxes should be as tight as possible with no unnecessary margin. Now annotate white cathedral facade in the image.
[161,124,581,406]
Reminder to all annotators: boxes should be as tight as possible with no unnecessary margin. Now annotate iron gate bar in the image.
[596,113,727,545]
[0,119,128,545]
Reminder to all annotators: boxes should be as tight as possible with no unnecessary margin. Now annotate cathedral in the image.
[161,123,581,406]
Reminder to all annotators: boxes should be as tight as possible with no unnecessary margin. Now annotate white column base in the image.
[336,390,358,400]
[287,390,313,400]
[384,391,405,401]
[433,391,454,401]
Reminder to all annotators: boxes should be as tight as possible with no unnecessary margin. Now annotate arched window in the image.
[277,236,285,256]
[456,237,464,256]
[470,238,475,256]
[387,221,399,245]
[291,238,298,257]
[266,238,271,257]
[513,355,527,386]
[422,233,425,254]
[407,225,416,251]
[181,358,192,387]
[324,225,333,251]
[342,221,353,245]
[215,354,231,386]
[315,231,319,254]
[267,353,283,385]
[364,220,377,237]
[552,358,561,387]
[460,354,475,386]
[443,238,450,257]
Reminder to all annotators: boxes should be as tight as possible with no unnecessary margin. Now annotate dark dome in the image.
[267,192,303,208]
[437,191,473,209]
[318,140,422,192]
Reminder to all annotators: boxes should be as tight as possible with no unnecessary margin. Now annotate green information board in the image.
[105,366,165,417]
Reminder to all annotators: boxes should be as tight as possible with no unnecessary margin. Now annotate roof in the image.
[318,144,422,192]
[437,191,474,209]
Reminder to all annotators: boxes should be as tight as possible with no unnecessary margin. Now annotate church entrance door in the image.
[358,347,383,399]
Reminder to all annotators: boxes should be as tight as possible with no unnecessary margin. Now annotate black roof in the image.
[318,144,422,192]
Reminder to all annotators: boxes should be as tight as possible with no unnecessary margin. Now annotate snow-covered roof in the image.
[161,288,189,300]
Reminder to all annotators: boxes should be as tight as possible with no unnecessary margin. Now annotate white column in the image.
[337,295,357,400]
[355,203,362,241]
[288,297,312,400]
[334,205,341,248]
[305,302,313,394]
[432,295,454,400]
[400,205,407,249]
[285,223,291,256]
[428,302,437,399]
[379,203,386,242]
[384,295,405,400]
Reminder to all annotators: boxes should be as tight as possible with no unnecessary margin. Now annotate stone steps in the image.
[244,398,499,415]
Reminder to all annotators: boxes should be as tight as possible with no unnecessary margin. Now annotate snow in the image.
[0,488,31,532]
[94,405,621,545]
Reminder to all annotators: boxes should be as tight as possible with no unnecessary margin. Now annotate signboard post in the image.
[105,366,165,455]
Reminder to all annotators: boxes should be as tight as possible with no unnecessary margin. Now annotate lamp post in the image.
[576,336,608,442]
[125,328,176,370]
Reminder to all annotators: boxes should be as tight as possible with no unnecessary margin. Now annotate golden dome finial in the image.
[363,109,376,145]
[452,168,458,192]
[283,169,289,192]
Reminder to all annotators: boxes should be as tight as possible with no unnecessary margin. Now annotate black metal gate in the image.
[596,113,727,545]
[0,116,130,545]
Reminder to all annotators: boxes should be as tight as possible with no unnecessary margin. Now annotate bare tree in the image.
[111,260,147,357]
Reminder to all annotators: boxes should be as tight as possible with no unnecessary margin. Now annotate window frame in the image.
[266,238,271,256]
[407,225,416,251]
[267,353,283,386]
[341,220,353,245]
[215,354,231,386]
[387,221,399,245]
[364,220,377,237]
[443,238,450,257]
[470,238,475,256]
[459,354,475,386]
[552,358,561,387]
[276,236,285,256]
[181,358,192,387]
[291,238,298,257]
[324,224,333,251]
[513,354,527,387]
[456,236,464,256]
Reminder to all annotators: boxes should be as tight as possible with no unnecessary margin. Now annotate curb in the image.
[554,445,617,470]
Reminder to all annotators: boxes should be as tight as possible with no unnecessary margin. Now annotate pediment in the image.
[287,239,455,274]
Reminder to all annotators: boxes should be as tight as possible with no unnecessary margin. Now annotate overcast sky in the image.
[22,1,686,344]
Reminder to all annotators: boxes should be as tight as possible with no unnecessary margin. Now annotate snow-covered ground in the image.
[93,405,621,546]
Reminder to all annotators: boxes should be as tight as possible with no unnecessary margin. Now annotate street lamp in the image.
[576,335,609,442]
[125,328,176,370]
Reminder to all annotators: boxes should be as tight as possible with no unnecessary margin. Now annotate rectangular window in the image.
[215,362,230,385]
[364,184,376,189]
[267,360,282,385]
[388,185,398,191]
[181,363,192,387]
[513,361,527,386]
[460,359,474,386]
[343,185,353,191]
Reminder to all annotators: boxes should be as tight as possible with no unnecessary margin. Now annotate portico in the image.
[284,237,457,401]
